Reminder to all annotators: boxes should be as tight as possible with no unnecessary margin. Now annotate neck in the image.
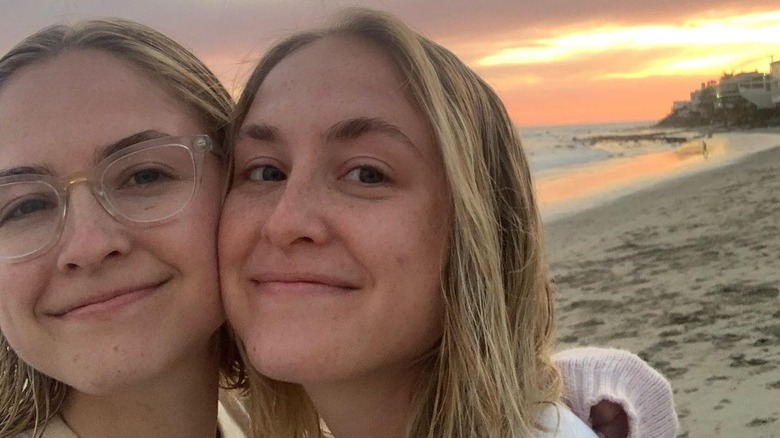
[60,342,221,438]
[306,366,423,438]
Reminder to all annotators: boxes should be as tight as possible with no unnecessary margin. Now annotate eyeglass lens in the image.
[0,143,198,259]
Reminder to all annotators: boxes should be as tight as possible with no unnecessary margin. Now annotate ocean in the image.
[521,121,780,220]
[518,120,701,174]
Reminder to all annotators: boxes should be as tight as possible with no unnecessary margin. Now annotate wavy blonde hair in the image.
[229,7,562,437]
[0,18,245,438]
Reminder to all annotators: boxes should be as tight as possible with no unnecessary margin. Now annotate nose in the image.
[56,185,132,272]
[261,172,330,249]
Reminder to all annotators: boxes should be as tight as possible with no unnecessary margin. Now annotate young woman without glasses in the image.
[220,7,677,438]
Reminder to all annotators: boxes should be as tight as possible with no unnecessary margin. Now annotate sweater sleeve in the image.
[553,347,679,438]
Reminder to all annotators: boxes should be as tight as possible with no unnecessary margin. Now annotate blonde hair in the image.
[230,8,562,437]
[0,18,245,437]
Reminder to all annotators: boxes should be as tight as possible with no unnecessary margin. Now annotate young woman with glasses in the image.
[0,19,245,438]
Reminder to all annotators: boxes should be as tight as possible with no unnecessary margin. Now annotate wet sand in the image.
[545,145,780,437]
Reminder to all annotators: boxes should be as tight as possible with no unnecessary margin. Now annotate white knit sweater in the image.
[554,347,679,438]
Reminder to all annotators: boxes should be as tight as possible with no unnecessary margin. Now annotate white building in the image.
[717,71,774,109]
[770,60,780,105]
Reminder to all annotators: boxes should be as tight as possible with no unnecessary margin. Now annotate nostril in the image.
[61,249,124,271]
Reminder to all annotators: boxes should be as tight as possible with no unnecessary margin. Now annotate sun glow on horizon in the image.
[477,10,780,79]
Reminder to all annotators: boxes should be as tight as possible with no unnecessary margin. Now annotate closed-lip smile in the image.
[50,278,170,319]
[250,272,360,293]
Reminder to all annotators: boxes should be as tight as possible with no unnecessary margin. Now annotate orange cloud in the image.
[444,9,780,125]
[476,11,780,71]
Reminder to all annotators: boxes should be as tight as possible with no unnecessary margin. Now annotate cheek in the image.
[184,182,224,252]
[409,193,450,331]
[217,196,249,262]
[175,211,220,270]
[379,200,448,318]
[217,194,266,289]
[0,263,45,310]
[217,195,269,337]
[383,239,445,357]
[409,196,450,273]
[0,264,47,347]
[219,189,274,243]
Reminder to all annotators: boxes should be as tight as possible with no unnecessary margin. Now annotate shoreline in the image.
[536,131,780,222]
[545,145,780,437]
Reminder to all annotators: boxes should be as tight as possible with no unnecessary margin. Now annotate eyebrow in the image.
[325,117,421,156]
[0,165,52,179]
[0,130,172,179]
[94,129,171,162]
[240,123,281,143]
[238,118,422,157]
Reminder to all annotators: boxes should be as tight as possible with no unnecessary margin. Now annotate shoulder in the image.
[15,416,79,438]
[535,404,599,438]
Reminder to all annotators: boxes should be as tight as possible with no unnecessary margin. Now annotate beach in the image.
[545,140,780,437]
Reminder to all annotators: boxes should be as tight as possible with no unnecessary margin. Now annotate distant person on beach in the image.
[219,8,678,438]
[0,19,246,437]
[702,140,709,158]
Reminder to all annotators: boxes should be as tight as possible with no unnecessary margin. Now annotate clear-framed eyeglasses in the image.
[0,135,217,263]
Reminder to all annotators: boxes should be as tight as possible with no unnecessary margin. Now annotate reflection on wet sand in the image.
[536,132,780,219]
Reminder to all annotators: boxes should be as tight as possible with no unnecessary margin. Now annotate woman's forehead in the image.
[247,37,434,145]
[0,50,202,173]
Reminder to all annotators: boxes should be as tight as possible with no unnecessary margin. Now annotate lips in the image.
[249,272,360,294]
[49,277,170,318]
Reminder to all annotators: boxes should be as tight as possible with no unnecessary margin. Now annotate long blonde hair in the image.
[230,8,561,437]
[0,18,245,437]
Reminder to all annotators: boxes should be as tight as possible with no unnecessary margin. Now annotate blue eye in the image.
[345,166,385,184]
[117,167,176,190]
[248,165,287,182]
[132,169,163,184]
[15,199,53,216]
[0,197,57,225]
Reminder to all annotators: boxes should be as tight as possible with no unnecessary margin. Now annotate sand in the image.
[545,145,780,437]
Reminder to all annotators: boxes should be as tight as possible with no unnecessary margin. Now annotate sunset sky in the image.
[2,0,779,126]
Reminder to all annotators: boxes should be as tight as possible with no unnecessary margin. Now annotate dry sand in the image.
[546,145,780,437]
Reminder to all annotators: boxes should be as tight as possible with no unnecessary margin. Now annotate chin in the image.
[244,336,341,386]
[54,331,211,395]
[63,363,150,395]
